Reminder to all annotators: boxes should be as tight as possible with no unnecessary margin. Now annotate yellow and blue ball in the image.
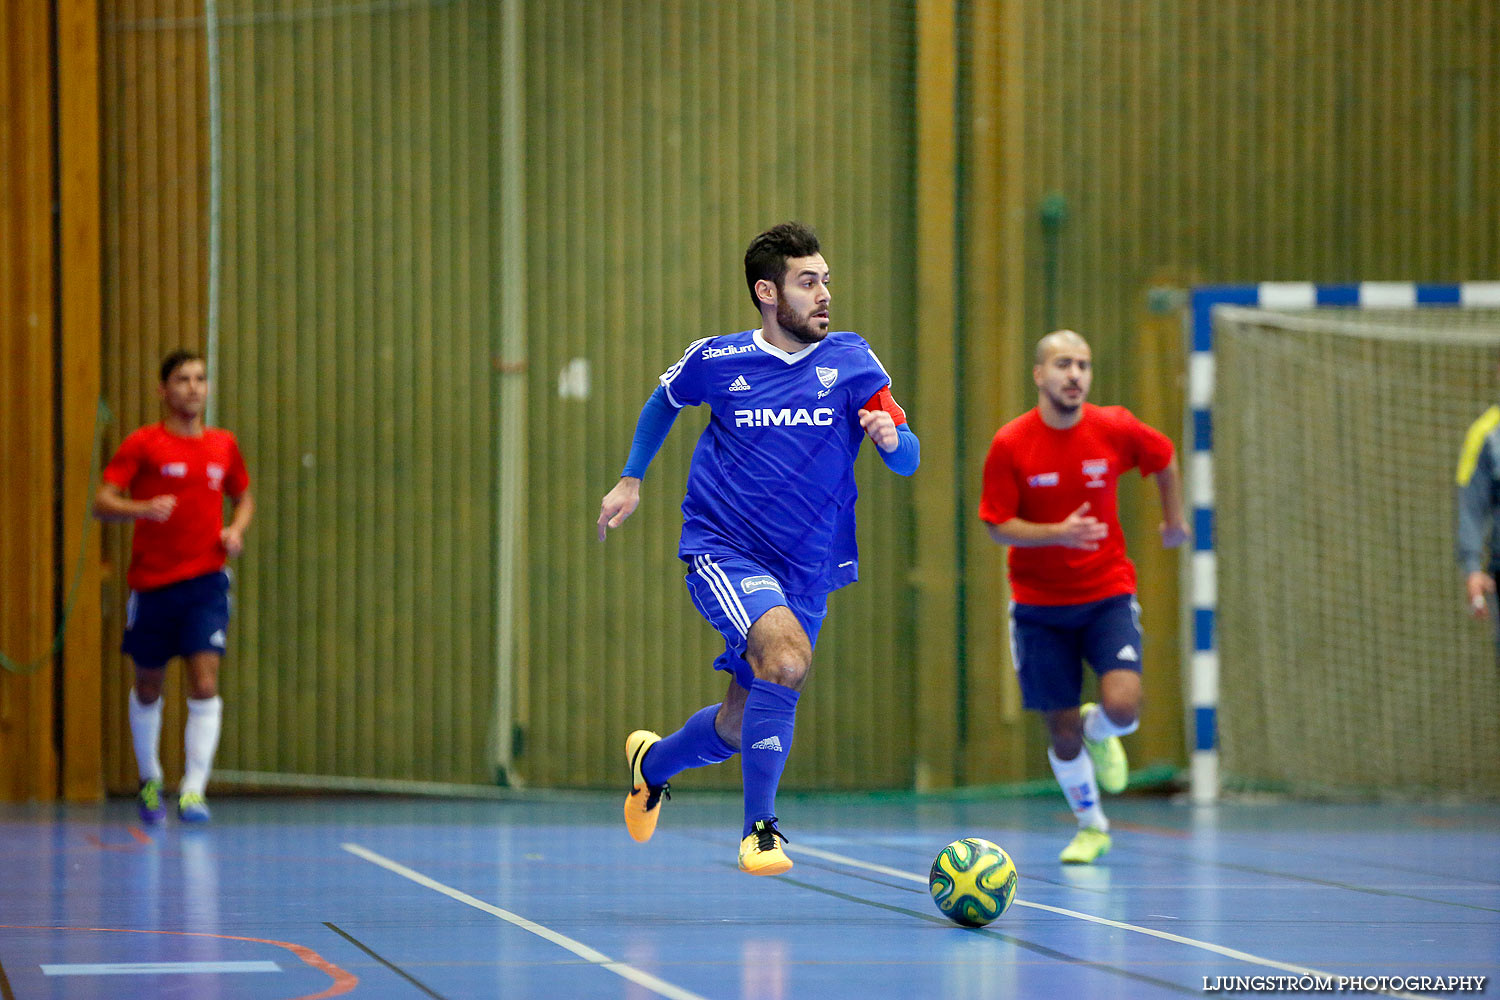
[928,837,1018,927]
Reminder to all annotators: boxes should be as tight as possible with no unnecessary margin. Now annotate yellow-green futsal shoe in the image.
[177,790,212,824]
[136,778,166,826]
[1081,702,1128,794]
[1059,826,1111,864]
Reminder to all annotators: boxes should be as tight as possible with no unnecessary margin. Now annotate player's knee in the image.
[1099,695,1140,728]
[752,649,811,691]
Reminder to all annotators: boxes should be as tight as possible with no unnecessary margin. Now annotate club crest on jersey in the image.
[160,462,188,478]
[1083,458,1109,487]
[207,463,226,489]
[816,366,839,389]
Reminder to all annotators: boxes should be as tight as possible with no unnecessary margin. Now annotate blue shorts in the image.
[122,570,231,669]
[683,552,827,689]
[1008,593,1142,712]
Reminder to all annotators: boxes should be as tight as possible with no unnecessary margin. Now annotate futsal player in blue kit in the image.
[597,222,920,875]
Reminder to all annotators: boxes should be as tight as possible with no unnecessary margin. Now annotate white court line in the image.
[341,843,708,1000]
[793,844,1428,1000]
[43,961,279,976]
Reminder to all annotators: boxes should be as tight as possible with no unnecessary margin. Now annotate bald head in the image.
[1035,329,1090,366]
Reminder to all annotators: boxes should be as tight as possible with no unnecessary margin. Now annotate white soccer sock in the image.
[128,688,164,783]
[180,696,223,797]
[1048,746,1108,831]
[1084,703,1139,741]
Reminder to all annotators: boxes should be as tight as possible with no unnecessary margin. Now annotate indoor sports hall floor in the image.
[1,791,1495,999]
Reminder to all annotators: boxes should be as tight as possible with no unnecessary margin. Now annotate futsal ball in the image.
[928,837,1018,927]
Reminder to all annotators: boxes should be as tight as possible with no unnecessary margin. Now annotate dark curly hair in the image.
[743,222,821,311]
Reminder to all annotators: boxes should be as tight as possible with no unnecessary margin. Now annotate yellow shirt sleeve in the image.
[1457,406,1500,487]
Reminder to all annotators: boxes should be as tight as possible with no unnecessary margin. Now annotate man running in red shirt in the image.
[979,330,1188,864]
[95,350,254,825]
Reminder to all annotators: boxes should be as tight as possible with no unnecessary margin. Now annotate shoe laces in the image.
[643,782,671,810]
[751,818,788,852]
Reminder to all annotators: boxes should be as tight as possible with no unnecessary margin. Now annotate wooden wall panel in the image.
[58,0,106,801]
[1009,0,1498,411]
[0,0,58,801]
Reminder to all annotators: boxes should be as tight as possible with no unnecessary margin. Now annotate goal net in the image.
[1212,305,1500,798]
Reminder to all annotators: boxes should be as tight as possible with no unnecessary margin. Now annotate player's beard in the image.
[777,297,827,345]
[1044,383,1084,415]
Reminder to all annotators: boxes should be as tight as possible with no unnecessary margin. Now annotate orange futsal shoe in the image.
[623,730,669,843]
[737,818,792,876]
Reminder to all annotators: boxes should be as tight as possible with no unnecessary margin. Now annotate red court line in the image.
[83,827,153,851]
[0,925,358,999]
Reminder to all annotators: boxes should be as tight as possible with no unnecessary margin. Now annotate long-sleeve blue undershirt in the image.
[620,386,681,479]
[620,385,920,479]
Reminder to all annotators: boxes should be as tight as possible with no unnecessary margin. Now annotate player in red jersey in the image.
[979,330,1188,864]
[94,350,254,825]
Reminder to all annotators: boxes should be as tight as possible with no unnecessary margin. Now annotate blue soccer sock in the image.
[740,679,800,837]
[641,703,736,787]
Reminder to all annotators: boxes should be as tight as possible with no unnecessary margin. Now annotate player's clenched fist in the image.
[1058,502,1108,550]
[141,495,177,522]
[597,476,642,541]
[858,408,899,452]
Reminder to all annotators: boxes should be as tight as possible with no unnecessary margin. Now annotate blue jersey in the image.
[659,328,896,594]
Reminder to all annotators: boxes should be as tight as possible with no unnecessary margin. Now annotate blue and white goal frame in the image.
[1185,280,1500,804]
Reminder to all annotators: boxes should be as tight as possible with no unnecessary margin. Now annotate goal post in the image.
[1186,282,1500,803]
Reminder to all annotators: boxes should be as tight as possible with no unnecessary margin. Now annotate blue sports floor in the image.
[1,791,1495,999]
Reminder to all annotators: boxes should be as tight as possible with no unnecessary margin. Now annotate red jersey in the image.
[102,424,251,592]
[978,403,1173,606]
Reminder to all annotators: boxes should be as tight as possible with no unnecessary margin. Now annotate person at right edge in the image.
[1456,388,1500,659]
[978,330,1188,864]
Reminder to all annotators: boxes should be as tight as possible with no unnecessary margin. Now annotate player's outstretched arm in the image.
[1152,457,1189,548]
[597,386,681,542]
